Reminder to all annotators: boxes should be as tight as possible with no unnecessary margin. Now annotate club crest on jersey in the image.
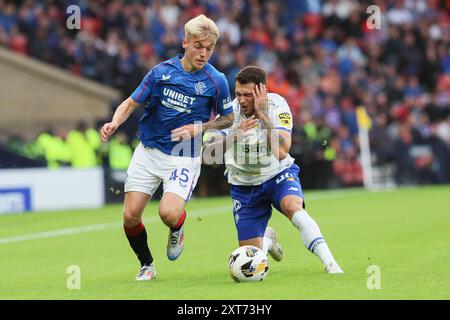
[195,81,206,95]
[278,112,292,127]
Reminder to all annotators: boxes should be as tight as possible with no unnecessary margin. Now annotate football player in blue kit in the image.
[204,66,343,274]
[101,15,234,281]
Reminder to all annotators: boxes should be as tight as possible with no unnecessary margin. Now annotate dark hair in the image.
[235,66,267,85]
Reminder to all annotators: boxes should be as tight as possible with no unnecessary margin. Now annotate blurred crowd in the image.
[3,121,134,171]
[1,0,449,188]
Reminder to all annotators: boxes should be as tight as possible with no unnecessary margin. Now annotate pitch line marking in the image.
[0,205,231,245]
[0,189,365,245]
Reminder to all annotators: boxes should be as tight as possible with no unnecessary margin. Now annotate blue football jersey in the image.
[131,54,233,157]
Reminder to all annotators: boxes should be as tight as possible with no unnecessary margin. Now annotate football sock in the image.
[171,210,186,231]
[124,223,153,266]
[262,233,274,255]
[291,209,335,266]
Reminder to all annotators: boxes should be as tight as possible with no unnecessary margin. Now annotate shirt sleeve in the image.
[131,68,156,103]
[220,99,240,136]
[213,74,233,116]
[273,97,293,133]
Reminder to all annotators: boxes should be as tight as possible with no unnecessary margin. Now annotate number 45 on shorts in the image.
[169,168,190,188]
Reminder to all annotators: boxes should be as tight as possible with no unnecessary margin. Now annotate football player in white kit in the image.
[204,66,343,273]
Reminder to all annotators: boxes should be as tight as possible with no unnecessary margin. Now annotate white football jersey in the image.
[221,93,295,186]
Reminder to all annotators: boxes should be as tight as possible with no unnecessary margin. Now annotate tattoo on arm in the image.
[203,113,234,132]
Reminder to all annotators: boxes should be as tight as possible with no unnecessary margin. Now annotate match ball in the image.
[228,245,269,282]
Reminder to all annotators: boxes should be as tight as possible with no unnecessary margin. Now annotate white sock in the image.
[291,209,335,267]
[262,234,273,255]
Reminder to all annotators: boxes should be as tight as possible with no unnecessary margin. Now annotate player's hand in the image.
[100,122,118,143]
[238,115,258,132]
[234,116,258,141]
[171,123,203,142]
[252,83,269,117]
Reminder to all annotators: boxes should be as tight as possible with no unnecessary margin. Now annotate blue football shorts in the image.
[229,163,305,241]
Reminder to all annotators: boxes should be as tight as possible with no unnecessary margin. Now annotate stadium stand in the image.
[0,0,449,192]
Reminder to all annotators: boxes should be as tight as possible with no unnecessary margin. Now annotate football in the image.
[228,245,269,282]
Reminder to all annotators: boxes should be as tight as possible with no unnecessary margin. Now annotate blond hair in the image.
[184,14,220,40]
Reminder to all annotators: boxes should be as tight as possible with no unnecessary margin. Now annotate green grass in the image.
[0,186,449,299]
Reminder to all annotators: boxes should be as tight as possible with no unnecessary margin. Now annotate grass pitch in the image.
[0,186,449,300]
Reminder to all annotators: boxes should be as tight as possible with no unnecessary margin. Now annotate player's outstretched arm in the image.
[100,97,140,142]
[202,112,234,132]
[171,112,234,142]
[203,116,257,153]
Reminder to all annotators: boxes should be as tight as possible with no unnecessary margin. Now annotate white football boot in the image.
[135,263,157,281]
[167,225,185,261]
[324,261,344,274]
[265,227,283,262]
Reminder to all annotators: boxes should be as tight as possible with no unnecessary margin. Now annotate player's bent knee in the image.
[158,207,179,225]
[123,208,142,226]
[281,197,303,217]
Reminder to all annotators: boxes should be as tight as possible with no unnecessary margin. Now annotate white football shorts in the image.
[125,143,201,201]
